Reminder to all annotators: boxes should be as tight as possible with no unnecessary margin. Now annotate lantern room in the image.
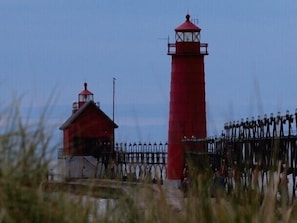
[72,82,95,113]
[175,14,201,42]
[168,14,208,56]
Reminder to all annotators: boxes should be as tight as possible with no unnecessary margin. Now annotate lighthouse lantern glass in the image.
[175,32,183,42]
[176,31,200,42]
[184,32,192,42]
[193,32,200,42]
[79,94,93,102]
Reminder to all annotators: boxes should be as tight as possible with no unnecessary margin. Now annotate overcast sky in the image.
[1,1,297,145]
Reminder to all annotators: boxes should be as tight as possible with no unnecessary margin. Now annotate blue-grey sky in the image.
[1,1,297,145]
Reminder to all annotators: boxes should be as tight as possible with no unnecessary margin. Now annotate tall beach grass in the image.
[0,99,297,222]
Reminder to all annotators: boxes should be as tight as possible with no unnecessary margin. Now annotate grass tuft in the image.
[0,99,297,222]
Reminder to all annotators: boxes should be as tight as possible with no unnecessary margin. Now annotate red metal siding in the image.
[167,41,207,180]
[63,105,114,156]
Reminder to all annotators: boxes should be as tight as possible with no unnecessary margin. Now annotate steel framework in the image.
[183,110,297,198]
[113,142,167,183]
[58,110,297,199]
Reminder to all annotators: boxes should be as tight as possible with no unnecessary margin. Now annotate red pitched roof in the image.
[59,100,118,130]
[175,14,201,32]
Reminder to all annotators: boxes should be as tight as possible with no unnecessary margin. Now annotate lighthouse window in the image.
[79,94,94,102]
[184,32,193,42]
[175,32,183,42]
[193,32,200,42]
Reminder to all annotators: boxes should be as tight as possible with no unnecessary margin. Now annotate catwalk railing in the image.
[183,110,297,199]
[57,110,297,198]
[221,110,297,171]
[58,142,168,183]
[112,142,167,183]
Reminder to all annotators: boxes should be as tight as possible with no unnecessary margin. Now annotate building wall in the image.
[58,156,100,179]
[63,105,114,156]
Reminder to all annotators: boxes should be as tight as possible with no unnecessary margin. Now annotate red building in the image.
[167,14,208,182]
[60,82,118,158]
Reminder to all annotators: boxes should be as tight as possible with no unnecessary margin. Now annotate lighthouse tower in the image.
[167,14,208,183]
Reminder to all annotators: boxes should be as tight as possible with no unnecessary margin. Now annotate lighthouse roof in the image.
[79,82,93,96]
[175,14,201,32]
[59,100,118,130]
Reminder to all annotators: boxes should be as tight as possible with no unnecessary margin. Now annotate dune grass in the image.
[1,101,297,222]
[0,99,92,222]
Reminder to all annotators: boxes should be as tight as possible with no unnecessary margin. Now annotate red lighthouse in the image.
[167,14,208,182]
[60,82,118,158]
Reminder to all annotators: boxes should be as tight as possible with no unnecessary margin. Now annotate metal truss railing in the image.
[112,142,168,183]
[183,110,297,200]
